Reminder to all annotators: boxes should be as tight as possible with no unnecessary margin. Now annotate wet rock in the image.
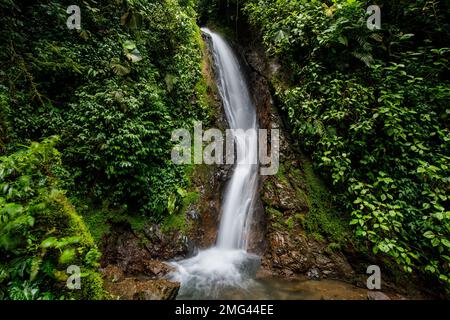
[100,221,187,283]
[314,254,332,267]
[100,223,152,273]
[255,268,273,279]
[141,224,187,260]
[188,210,199,220]
[142,259,176,278]
[104,277,180,300]
[367,291,391,300]
[102,264,124,283]
[133,279,180,300]
[216,164,233,183]
[281,269,294,277]
[101,262,180,300]
[307,268,320,280]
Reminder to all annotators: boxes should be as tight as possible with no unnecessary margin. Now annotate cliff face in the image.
[226,29,356,281]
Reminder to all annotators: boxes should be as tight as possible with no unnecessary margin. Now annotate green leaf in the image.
[110,60,130,76]
[40,237,58,248]
[122,40,136,50]
[126,49,143,63]
[441,238,450,248]
[423,231,435,239]
[59,248,76,264]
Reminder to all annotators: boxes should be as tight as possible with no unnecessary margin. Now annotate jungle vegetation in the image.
[0,0,449,298]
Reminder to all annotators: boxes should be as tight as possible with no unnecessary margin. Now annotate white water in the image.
[168,28,260,299]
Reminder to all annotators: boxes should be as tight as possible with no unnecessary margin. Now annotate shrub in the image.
[0,137,104,299]
[244,0,450,291]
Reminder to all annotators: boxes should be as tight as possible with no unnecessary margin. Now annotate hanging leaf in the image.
[59,248,76,264]
[110,58,130,76]
[167,193,176,215]
[322,3,337,17]
[40,237,58,248]
[127,12,142,30]
[30,256,42,281]
[78,30,89,41]
[274,30,286,43]
[122,40,136,50]
[338,36,348,46]
[126,48,142,62]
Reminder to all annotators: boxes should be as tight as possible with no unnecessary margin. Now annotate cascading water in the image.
[168,28,261,299]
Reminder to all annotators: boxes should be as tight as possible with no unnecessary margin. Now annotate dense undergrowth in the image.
[0,0,210,299]
[1,0,208,216]
[0,137,103,299]
[1,0,449,299]
[241,0,449,291]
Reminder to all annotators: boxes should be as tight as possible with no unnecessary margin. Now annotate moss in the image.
[266,207,284,229]
[326,242,342,253]
[275,161,289,185]
[196,27,221,124]
[33,191,106,300]
[80,198,152,240]
[267,207,283,219]
[126,214,148,231]
[83,209,111,243]
[267,152,349,244]
[182,191,200,211]
[284,216,294,230]
[160,190,199,234]
[301,159,349,245]
[75,270,106,300]
[160,212,187,233]
[204,22,236,44]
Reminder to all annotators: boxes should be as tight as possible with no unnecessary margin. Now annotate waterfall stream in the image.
[207,27,259,250]
[168,28,261,299]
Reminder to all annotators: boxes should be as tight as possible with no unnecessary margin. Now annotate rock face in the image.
[102,265,179,300]
[142,224,188,260]
[233,30,356,281]
[99,223,183,300]
[258,142,355,280]
[184,163,230,249]
[101,222,187,272]
[132,280,180,300]
[367,291,392,300]
[262,227,354,279]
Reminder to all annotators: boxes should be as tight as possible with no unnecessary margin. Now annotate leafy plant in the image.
[0,137,103,300]
[244,0,450,291]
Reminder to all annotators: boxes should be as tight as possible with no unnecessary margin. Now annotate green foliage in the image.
[161,188,199,233]
[301,161,348,245]
[0,137,103,299]
[1,0,208,217]
[245,0,450,290]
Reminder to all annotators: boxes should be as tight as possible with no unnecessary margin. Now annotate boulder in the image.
[367,291,391,300]
[142,259,175,278]
[103,276,180,300]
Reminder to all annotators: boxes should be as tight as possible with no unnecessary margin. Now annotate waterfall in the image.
[168,28,261,299]
[204,27,259,250]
